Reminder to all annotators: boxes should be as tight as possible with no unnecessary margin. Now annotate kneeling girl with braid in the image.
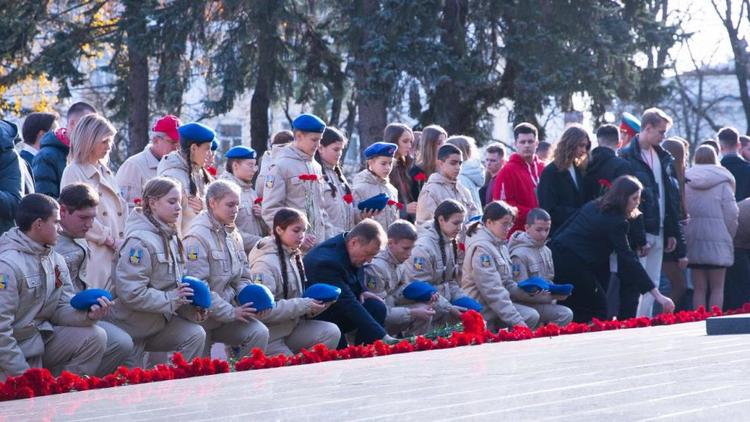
[183,180,270,359]
[248,208,341,356]
[402,199,468,326]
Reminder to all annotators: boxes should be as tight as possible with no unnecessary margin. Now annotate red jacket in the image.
[491,153,544,237]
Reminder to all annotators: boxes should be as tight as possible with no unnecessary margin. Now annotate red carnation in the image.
[387,199,404,209]
[133,197,142,206]
[414,172,427,182]
[299,174,319,181]
[342,193,353,204]
[254,197,263,204]
[206,166,218,177]
[598,179,612,188]
[458,242,466,252]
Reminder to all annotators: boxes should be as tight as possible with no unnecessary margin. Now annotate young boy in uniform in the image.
[0,193,108,380]
[365,220,434,336]
[416,143,479,224]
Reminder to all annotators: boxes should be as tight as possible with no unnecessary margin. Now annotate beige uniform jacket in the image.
[116,147,160,212]
[462,226,548,326]
[364,248,412,326]
[352,169,399,232]
[401,222,466,314]
[321,164,357,236]
[183,211,252,324]
[255,144,285,199]
[416,173,480,224]
[111,209,189,339]
[507,231,555,282]
[60,162,127,291]
[248,237,314,338]
[261,145,332,244]
[218,172,267,253]
[0,228,94,376]
[157,151,210,237]
[54,232,91,292]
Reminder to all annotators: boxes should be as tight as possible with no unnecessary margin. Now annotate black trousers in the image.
[724,248,750,311]
[316,295,387,349]
[551,245,609,323]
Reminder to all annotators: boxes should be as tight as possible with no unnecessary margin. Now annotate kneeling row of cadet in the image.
[0,176,570,380]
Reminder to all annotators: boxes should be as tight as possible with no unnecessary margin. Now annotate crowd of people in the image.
[0,102,748,381]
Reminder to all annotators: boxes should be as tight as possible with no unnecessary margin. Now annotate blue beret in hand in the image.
[402,281,437,302]
[292,114,326,133]
[178,122,216,144]
[70,289,113,311]
[363,142,398,159]
[549,283,574,296]
[518,276,549,294]
[357,193,390,211]
[303,283,342,303]
[452,296,483,312]
[238,284,275,311]
[226,145,257,160]
[182,276,212,309]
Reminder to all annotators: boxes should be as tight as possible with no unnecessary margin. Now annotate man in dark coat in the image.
[304,219,391,348]
[0,119,23,235]
[718,126,750,202]
[582,124,632,203]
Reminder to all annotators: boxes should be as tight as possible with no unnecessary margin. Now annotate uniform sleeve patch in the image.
[512,263,521,277]
[0,274,9,290]
[366,274,379,291]
[413,257,425,271]
[265,175,274,189]
[129,248,143,265]
[187,245,199,261]
[252,274,263,284]
[480,255,492,268]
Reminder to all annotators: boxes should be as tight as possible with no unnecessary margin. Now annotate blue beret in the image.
[468,214,482,223]
[226,145,257,160]
[303,283,342,303]
[70,289,113,311]
[549,283,574,296]
[181,276,212,309]
[238,284,275,311]
[292,113,326,133]
[452,296,483,312]
[402,281,437,302]
[518,276,574,296]
[357,192,390,211]
[620,112,641,134]
[363,142,398,159]
[178,122,216,144]
[211,139,219,151]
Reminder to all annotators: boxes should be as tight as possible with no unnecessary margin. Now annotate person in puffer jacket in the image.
[248,208,340,355]
[183,180,271,359]
[447,135,485,211]
[417,144,480,225]
[684,146,739,311]
[0,119,23,235]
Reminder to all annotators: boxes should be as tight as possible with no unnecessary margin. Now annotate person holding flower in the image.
[261,114,332,251]
[352,142,401,232]
[315,127,357,236]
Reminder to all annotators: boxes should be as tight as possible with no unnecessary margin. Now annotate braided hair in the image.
[315,127,351,198]
[179,140,212,196]
[433,199,465,283]
[273,208,308,299]
[142,177,185,263]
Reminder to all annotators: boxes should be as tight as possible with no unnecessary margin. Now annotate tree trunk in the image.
[124,1,150,157]
[250,0,278,157]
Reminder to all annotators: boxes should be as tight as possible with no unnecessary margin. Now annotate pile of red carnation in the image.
[2,303,748,402]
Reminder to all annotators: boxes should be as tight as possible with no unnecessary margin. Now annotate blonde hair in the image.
[206,179,241,205]
[446,135,479,161]
[641,107,673,129]
[694,145,718,165]
[70,114,116,164]
[416,124,448,178]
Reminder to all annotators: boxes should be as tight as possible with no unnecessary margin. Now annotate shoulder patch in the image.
[129,248,143,265]
[187,245,199,261]
[253,274,263,284]
[413,256,425,271]
[265,175,274,189]
[480,255,492,268]
[0,274,8,290]
[366,274,379,290]
[512,263,521,277]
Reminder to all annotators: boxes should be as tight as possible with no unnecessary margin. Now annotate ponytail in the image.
[467,200,517,237]
[272,207,309,299]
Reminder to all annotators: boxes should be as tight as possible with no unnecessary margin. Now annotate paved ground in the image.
[2,321,749,421]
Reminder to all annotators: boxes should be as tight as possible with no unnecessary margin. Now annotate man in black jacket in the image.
[0,119,23,236]
[718,127,750,201]
[304,219,392,348]
[583,124,632,203]
[619,108,681,318]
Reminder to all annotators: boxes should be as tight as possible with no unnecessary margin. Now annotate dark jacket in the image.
[32,129,69,198]
[582,147,632,203]
[537,162,585,235]
[619,137,680,238]
[720,154,750,202]
[0,120,23,235]
[391,156,419,221]
[19,149,34,168]
[303,233,386,339]
[550,201,654,295]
